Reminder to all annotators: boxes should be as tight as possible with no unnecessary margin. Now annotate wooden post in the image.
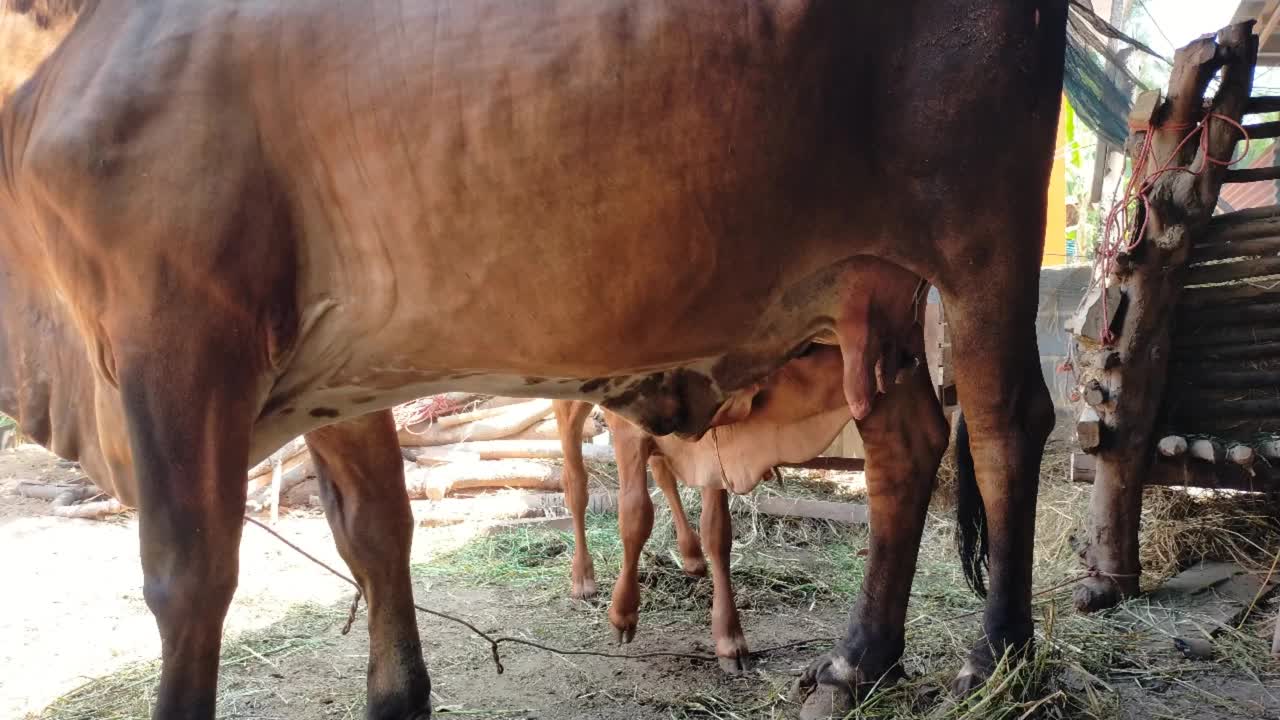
[1069,24,1258,613]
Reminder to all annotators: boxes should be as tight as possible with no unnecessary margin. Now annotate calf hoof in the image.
[717,650,753,675]
[682,555,709,578]
[715,630,752,675]
[609,606,639,644]
[788,648,902,719]
[571,577,598,601]
[1072,575,1125,613]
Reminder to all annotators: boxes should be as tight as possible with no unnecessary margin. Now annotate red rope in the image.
[1091,113,1251,345]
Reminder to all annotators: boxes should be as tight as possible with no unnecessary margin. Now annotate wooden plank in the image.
[1072,452,1280,492]
[1167,367,1280,389]
[1173,340,1280,361]
[411,440,614,463]
[1185,255,1280,286]
[1224,166,1280,183]
[1247,96,1280,115]
[753,496,868,525]
[1178,301,1280,328]
[779,457,865,472]
[1179,280,1280,308]
[1241,119,1280,140]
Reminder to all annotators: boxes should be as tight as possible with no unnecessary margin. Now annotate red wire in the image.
[1090,113,1252,345]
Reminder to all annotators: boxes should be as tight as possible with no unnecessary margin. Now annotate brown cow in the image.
[0,1,1065,718]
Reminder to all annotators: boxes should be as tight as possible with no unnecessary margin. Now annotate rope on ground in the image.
[243,516,1137,674]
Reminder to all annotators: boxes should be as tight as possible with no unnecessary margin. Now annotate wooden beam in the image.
[1260,0,1280,54]
[1177,300,1280,328]
[1191,234,1280,263]
[779,457,866,472]
[753,496,868,525]
[1167,367,1280,389]
[1178,281,1280,309]
[1247,96,1280,115]
[1172,324,1280,348]
[1241,119,1280,140]
[1173,340,1280,361]
[1185,255,1280,285]
[1225,166,1280,184]
[1071,452,1279,492]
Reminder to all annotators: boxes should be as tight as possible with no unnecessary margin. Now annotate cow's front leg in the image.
[603,411,655,643]
[305,411,431,719]
[793,363,948,719]
[121,345,258,720]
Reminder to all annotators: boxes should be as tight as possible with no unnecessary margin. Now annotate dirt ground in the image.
[3,443,1279,720]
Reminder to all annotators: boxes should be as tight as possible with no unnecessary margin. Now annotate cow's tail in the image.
[954,410,989,599]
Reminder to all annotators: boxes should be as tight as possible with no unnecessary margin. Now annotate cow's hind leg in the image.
[305,411,431,719]
[651,457,707,577]
[702,485,749,674]
[121,340,259,720]
[944,287,1054,694]
[554,400,599,600]
[793,362,948,718]
[604,411,655,643]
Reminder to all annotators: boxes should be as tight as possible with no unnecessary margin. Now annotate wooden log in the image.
[1077,407,1103,452]
[402,446,483,466]
[431,398,543,429]
[1178,281,1280,309]
[1242,119,1280,140]
[1177,301,1280,328]
[248,437,308,480]
[1173,325,1280,348]
[1083,380,1107,407]
[508,416,603,442]
[399,400,553,446]
[1188,438,1224,464]
[413,491,619,527]
[1168,396,1280,419]
[1258,440,1280,461]
[411,440,614,464]
[1163,416,1280,437]
[1072,452,1279,492]
[1167,367,1280,389]
[1157,436,1187,458]
[1068,284,1125,343]
[50,499,127,519]
[268,459,283,525]
[1226,443,1256,468]
[1246,95,1280,115]
[1224,166,1280,184]
[1173,340,1280,361]
[1190,234,1280,263]
[753,496,868,525]
[404,460,565,501]
[1185,256,1280,286]
[16,482,94,502]
[778,457,866,472]
[246,455,314,511]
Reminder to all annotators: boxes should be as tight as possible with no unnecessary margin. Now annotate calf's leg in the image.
[604,410,655,643]
[305,411,431,720]
[793,362,949,718]
[652,457,707,577]
[702,485,749,673]
[554,400,599,600]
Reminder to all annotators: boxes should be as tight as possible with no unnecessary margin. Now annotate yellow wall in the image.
[1042,94,1069,266]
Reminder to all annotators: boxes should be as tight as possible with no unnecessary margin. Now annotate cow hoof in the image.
[788,649,900,719]
[717,649,753,675]
[571,577,598,601]
[950,658,988,696]
[1072,575,1121,613]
